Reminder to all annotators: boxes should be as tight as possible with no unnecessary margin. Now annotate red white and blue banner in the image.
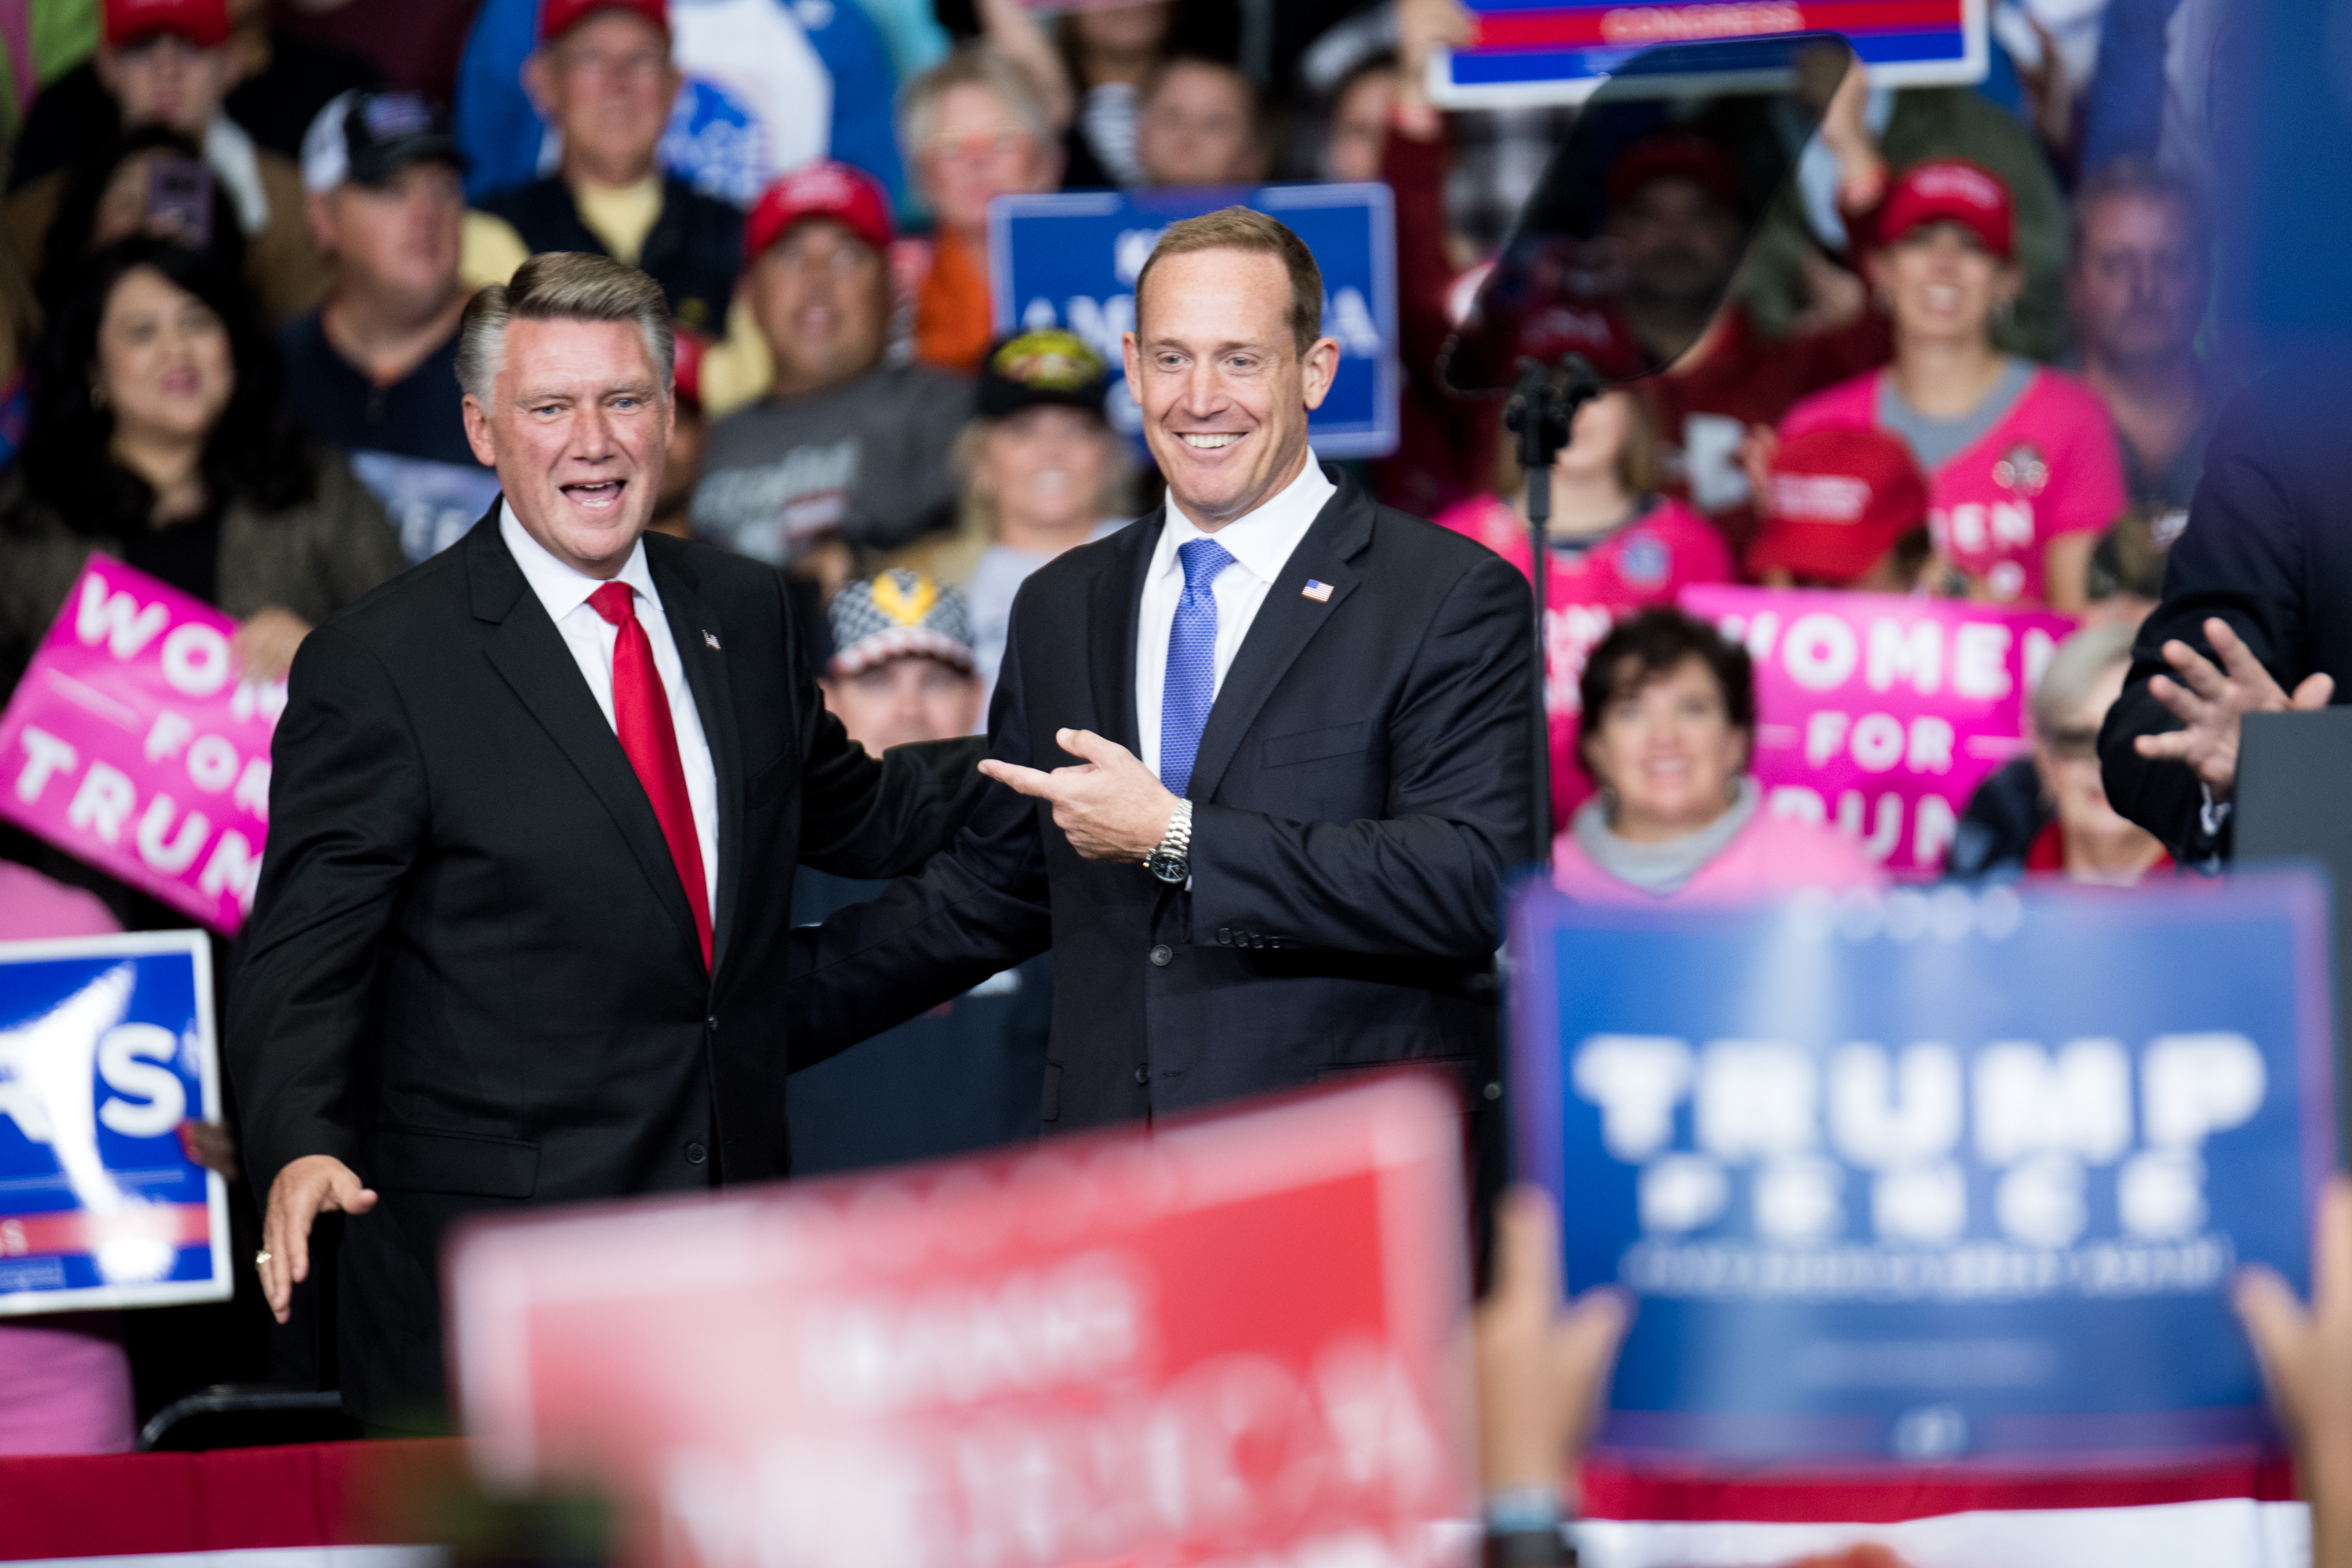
[0,932,230,1313]
[1432,0,1989,107]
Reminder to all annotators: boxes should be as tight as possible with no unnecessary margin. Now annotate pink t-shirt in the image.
[0,862,135,1456]
[1552,808,1890,905]
[1780,365,2126,603]
[1435,494,1733,826]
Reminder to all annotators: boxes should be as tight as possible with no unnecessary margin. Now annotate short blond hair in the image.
[457,251,674,403]
[1133,206,1322,358]
[900,43,1054,162]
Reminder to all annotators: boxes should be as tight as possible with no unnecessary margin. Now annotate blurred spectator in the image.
[1133,54,1262,187]
[8,0,380,187]
[2024,622,2174,883]
[1749,428,1933,592]
[901,45,1062,376]
[1316,51,1395,184]
[2067,158,2220,528]
[0,238,401,702]
[1437,391,1731,831]
[1754,84,2070,365]
[28,129,250,312]
[269,0,481,105]
[786,569,1051,1175]
[690,162,967,577]
[1552,608,1886,901]
[922,328,1127,710]
[467,0,742,342]
[0,858,135,1455]
[971,0,1174,189]
[454,0,905,209]
[2237,1174,2352,1568]
[282,90,495,564]
[2,0,332,321]
[1776,157,2126,611]
[2100,368,2344,862]
[648,380,706,541]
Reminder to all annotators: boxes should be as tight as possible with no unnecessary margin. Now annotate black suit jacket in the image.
[228,510,985,1424]
[2100,365,2352,858]
[791,469,1535,1128]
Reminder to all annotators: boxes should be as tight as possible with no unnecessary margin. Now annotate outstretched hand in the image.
[259,1154,377,1323]
[2133,617,2335,800]
[2237,1176,2352,1566]
[1475,1185,1632,1501]
[979,728,1182,863]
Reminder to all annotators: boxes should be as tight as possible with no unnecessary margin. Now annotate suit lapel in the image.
[648,541,745,978]
[469,516,706,966]
[1087,513,1158,753]
[1185,474,1374,804]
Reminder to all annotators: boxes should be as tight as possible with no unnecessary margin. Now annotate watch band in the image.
[1148,799,1195,866]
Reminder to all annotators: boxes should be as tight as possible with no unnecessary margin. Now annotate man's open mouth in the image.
[562,479,628,510]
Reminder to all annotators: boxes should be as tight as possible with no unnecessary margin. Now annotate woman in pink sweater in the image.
[1553,609,1886,903]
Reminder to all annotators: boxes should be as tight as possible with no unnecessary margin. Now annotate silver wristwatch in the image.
[1145,799,1194,884]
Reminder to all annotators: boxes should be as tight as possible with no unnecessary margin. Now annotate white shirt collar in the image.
[1158,456,1337,583]
[499,501,659,622]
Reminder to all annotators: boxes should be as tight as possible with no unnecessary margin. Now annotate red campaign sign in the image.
[1681,585,2075,880]
[447,1077,1475,1568]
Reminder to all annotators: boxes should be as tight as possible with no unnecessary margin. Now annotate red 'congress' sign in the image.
[447,1077,1474,1568]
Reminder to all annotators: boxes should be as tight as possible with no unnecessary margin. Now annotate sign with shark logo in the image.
[0,931,230,1312]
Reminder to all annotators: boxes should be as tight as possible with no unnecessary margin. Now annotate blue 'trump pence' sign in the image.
[0,932,230,1312]
[1508,874,2334,1465]
[987,183,1399,460]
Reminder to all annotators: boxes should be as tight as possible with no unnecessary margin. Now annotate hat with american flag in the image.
[826,571,975,678]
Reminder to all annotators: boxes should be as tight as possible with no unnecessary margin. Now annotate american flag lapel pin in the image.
[703,630,722,651]
[1301,579,1334,602]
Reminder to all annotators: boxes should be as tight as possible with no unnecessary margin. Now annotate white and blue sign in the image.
[986,183,1399,461]
[0,932,230,1313]
[348,451,503,566]
[1509,873,2335,1464]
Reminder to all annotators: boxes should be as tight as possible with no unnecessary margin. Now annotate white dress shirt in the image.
[1136,459,1337,779]
[501,505,720,909]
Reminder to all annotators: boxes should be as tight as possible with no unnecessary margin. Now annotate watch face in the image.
[1146,851,1189,884]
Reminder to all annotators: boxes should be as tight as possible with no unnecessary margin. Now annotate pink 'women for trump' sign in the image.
[0,559,281,934]
[1680,585,2077,880]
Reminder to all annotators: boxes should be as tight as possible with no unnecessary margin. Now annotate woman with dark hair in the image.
[0,235,401,700]
[24,127,249,313]
[1553,607,1883,902]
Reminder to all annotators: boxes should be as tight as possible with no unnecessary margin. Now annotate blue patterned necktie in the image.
[1159,536,1236,800]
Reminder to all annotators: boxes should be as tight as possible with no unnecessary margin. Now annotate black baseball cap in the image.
[976,328,1110,422]
[302,90,466,194]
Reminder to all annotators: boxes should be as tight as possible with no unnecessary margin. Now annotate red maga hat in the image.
[539,0,668,46]
[103,0,230,49]
[1878,158,2014,260]
[1749,428,1931,586]
[744,160,894,263]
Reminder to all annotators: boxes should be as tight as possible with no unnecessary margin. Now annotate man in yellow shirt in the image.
[466,0,742,347]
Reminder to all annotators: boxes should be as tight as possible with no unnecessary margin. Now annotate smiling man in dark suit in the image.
[228,252,984,1430]
[792,207,1535,1129]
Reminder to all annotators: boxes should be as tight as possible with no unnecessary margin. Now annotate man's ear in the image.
[1121,330,1143,403]
[1299,335,1342,411]
[93,45,120,96]
[304,191,338,259]
[462,394,499,467]
[521,51,554,118]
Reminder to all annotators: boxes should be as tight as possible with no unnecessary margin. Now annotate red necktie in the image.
[588,582,713,969]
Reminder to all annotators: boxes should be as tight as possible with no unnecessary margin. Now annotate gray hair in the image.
[456,251,675,405]
[898,43,1054,165]
[2031,622,2139,736]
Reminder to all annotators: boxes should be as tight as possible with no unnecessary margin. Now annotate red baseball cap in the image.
[103,0,230,49]
[1749,429,1930,586]
[744,160,894,264]
[539,0,667,46]
[1878,158,2014,260]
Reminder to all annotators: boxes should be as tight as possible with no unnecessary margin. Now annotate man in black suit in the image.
[228,252,984,1428]
[792,207,1534,1128]
[2100,365,2343,860]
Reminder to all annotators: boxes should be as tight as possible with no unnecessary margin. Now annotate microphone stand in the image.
[1503,353,1602,872]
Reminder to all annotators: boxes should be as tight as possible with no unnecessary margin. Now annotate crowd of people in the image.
[0,0,2336,1557]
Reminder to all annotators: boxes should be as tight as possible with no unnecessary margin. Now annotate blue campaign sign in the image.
[0,931,230,1312]
[1432,4,1989,108]
[986,183,1399,460]
[1508,873,2335,1465]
